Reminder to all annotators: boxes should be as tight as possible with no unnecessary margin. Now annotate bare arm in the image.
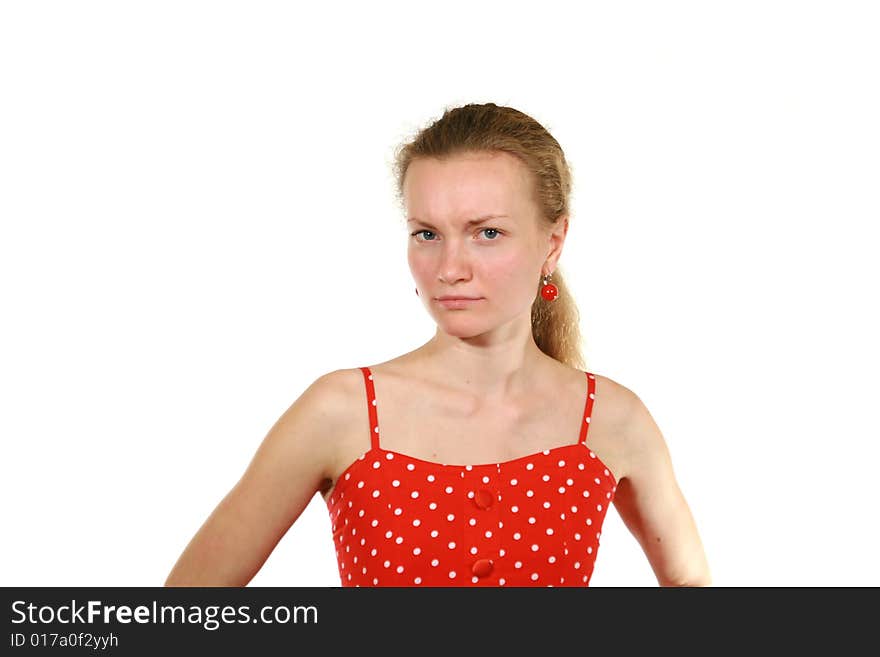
[164,371,347,586]
[612,388,712,587]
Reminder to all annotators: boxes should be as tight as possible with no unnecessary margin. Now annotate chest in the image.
[378,388,590,466]
[321,369,627,505]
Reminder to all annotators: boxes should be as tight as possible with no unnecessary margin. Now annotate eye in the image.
[409,228,503,242]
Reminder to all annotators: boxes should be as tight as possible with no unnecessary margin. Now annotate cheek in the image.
[407,251,430,281]
[492,252,535,285]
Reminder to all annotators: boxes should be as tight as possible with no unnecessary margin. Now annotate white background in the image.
[2,1,877,587]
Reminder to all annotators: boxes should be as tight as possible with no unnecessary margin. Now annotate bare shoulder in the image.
[300,367,372,491]
[591,372,640,428]
[587,371,654,482]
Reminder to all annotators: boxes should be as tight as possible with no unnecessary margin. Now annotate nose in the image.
[437,240,472,285]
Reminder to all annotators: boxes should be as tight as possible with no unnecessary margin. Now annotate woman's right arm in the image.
[164,370,348,586]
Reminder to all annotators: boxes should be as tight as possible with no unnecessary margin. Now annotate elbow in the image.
[659,567,713,587]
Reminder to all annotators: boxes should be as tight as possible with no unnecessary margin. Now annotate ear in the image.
[544,215,569,272]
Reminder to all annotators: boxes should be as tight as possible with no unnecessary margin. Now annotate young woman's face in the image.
[404,150,559,339]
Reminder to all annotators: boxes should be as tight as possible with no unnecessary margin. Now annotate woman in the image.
[165,102,711,587]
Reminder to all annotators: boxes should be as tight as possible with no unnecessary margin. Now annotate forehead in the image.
[403,151,534,223]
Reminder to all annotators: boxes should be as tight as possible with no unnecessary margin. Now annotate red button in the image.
[472,558,494,577]
[474,489,494,509]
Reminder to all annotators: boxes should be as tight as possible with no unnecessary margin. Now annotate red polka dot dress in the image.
[324,366,618,587]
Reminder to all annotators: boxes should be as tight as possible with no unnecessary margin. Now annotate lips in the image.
[436,296,481,301]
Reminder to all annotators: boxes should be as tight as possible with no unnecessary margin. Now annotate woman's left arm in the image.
[612,389,712,587]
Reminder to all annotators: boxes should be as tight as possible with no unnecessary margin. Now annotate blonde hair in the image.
[392,102,587,371]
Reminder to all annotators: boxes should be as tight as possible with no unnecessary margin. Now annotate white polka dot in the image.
[597,504,603,511]
[371,519,379,527]
[574,561,580,569]
[373,460,380,469]
[445,486,453,494]
[526,463,534,470]
[548,556,556,563]
[385,530,393,539]
[447,513,455,521]
[542,474,550,482]
[392,480,400,487]
[531,573,539,580]
[430,530,439,537]
[528,517,536,524]
[526,490,534,497]
[531,544,539,552]
[546,528,554,535]
[510,478,518,485]
[396,565,404,573]
[513,532,521,540]
[383,560,390,568]
[449,571,456,579]
[511,505,519,513]
[484,530,492,538]
[429,502,437,510]
[413,547,421,555]
[448,541,456,549]
[469,518,476,526]
[394,507,402,515]
[395,536,403,544]
[566,478,574,486]
[414,577,422,584]
[373,577,378,584]
[407,463,415,471]
[385,452,393,459]
[557,487,566,494]
[514,561,522,569]
[357,481,364,488]
[410,491,419,499]
[588,546,593,554]
[499,578,506,585]
[372,490,380,498]
[557,460,565,467]
[472,576,479,583]
[431,558,439,566]
[427,474,435,482]
[482,475,490,484]
[582,490,590,498]
[542,450,550,455]
[543,501,551,509]
[412,519,421,527]
[470,546,478,555]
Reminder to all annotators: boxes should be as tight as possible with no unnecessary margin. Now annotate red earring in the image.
[540,272,559,301]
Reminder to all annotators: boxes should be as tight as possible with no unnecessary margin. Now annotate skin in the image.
[164,149,711,587]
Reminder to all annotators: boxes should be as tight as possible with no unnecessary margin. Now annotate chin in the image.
[433,318,490,338]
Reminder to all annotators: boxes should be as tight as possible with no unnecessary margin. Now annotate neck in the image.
[418,325,550,402]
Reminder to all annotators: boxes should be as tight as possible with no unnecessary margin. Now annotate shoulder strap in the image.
[359,366,381,450]
[577,371,597,445]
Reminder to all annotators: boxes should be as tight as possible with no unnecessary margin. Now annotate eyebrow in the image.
[406,214,509,228]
